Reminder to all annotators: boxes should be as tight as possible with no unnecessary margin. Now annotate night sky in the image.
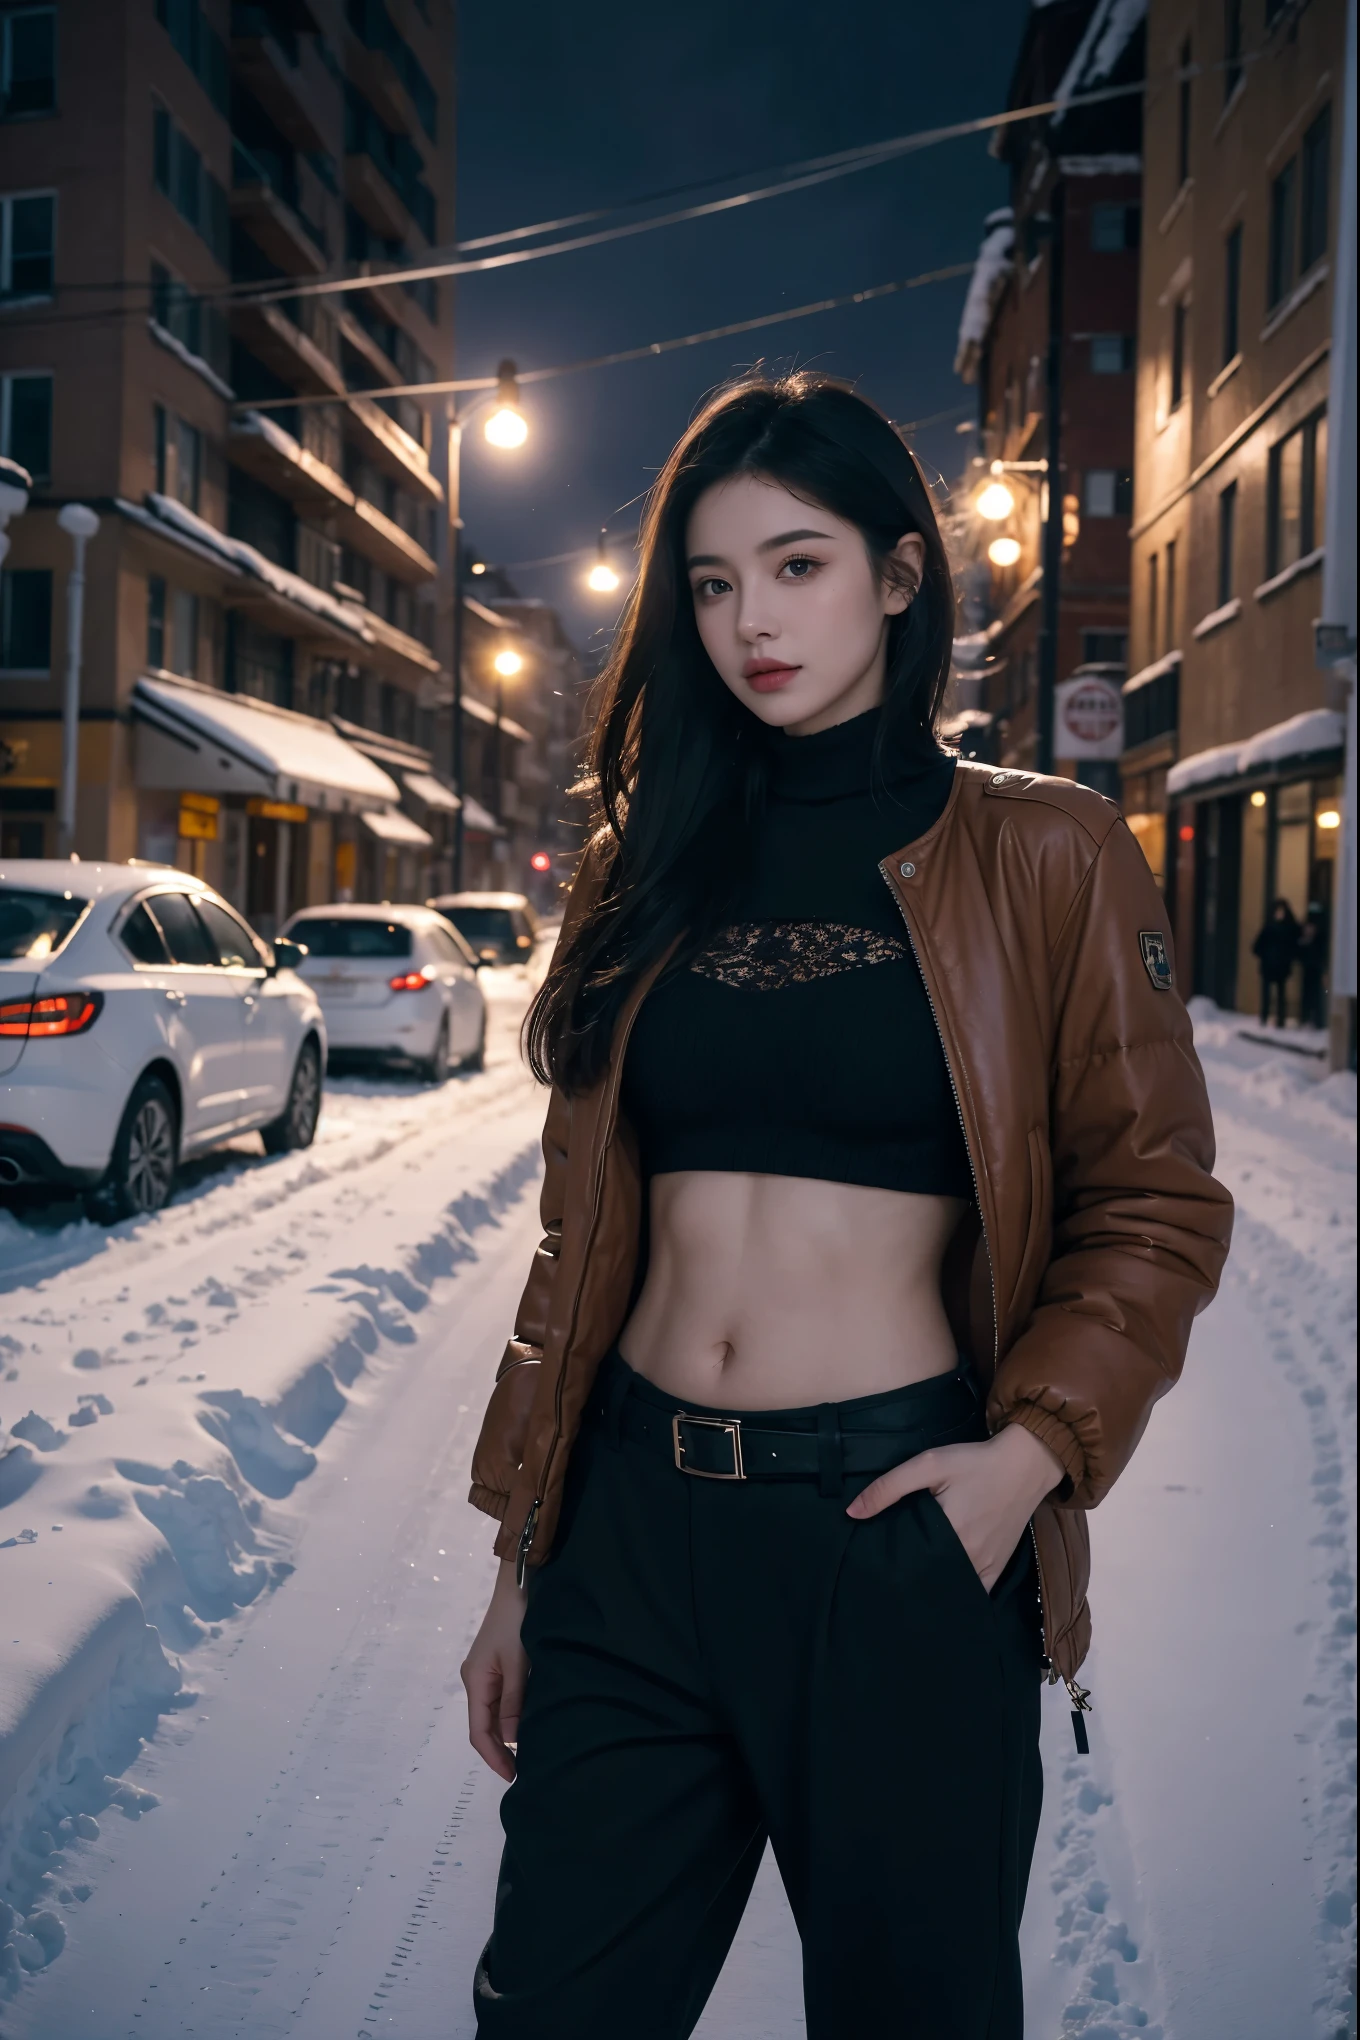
[455,0,1026,655]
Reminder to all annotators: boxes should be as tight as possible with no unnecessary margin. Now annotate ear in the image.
[882,532,926,615]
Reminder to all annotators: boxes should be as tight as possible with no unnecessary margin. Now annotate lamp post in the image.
[56,502,100,859]
[491,646,523,837]
[443,360,528,888]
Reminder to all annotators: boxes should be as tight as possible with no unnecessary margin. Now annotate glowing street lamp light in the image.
[483,359,529,449]
[975,480,1016,522]
[988,535,1022,568]
[493,648,523,678]
[585,528,620,594]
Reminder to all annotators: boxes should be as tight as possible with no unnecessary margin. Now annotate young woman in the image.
[461,373,1233,2039]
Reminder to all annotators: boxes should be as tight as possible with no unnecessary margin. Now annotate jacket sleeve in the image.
[467,834,610,1525]
[988,819,1234,1507]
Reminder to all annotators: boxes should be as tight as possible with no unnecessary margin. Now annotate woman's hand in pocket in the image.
[846,1425,1065,1589]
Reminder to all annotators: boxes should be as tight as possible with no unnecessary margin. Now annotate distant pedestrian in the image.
[1252,898,1300,1025]
[1297,899,1330,1030]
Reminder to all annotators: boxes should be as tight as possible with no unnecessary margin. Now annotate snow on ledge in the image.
[1166,707,1346,797]
[1123,647,1181,696]
[1191,596,1242,639]
[1254,546,1324,604]
[954,210,1014,381]
[146,319,235,402]
[140,492,371,645]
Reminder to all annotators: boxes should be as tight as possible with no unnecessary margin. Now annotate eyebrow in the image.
[685,528,837,569]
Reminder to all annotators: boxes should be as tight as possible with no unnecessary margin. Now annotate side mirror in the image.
[478,947,499,966]
[271,939,307,975]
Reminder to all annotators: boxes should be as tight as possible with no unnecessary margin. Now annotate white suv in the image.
[0,861,325,1220]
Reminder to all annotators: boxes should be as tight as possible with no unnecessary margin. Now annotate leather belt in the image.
[610,1380,983,1484]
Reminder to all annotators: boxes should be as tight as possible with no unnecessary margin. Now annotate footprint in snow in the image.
[10,1412,66,1451]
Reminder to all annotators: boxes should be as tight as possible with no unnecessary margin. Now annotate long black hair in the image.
[526,370,956,1092]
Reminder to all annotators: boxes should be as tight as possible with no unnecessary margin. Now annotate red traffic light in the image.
[529,851,552,873]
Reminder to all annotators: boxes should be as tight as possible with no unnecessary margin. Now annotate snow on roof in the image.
[362,808,434,848]
[1166,708,1345,798]
[954,209,1015,383]
[1051,0,1146,126]
[133,672,399,809]
[403,771,461,812]
[1122,648,1182,696]
[458,796,506,837]
[131,492,373,647]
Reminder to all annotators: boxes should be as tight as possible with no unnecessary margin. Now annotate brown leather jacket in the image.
[469,762,1234,1684]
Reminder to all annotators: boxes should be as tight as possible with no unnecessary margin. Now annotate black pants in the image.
[475,1354,1045,2039]
[1260,973,1289,1025]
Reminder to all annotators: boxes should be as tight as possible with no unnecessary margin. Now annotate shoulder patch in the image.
[1139,929,1174,991]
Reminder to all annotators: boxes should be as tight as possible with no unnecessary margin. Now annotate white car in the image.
[0,860,325,1220]
[282,903,486,1082]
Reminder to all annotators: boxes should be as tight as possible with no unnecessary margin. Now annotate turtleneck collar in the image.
[767,706,938,803]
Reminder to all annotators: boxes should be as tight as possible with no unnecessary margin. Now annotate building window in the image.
[1267,408,1327,575]
[1165,538,1178,652]
[1223,223,1242,365]
[1090,334,1135,374]
[0,189,54,302]
[1223,0,1242,102]
[1217,481,1237,607]
[1301,105,1331,272]
[1090,203,1139,252]
[1170,300,1188,409]
[1268,157,1297,308]
[1081,629,1128,665]
[150,260,229,382]
[147,576,167,668]
[0,566,51,672]
[153,403,201,512]
[1177,39,1192,187]
[1124,664,1180,750]
[1,7,55,118]
[154,0,229,114]
[152,105,229,265]
[172,588,198,677]
[1084,469,1134,518]
[0,369,51,479]
[1147,550,1159,653]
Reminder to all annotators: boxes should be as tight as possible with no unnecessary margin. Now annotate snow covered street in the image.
[1,981,1355,2040]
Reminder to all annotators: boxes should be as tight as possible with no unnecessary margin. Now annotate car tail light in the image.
[0,991,104,1038]
[389,970,432,992]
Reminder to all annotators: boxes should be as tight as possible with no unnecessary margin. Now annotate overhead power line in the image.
[235,262,977,411]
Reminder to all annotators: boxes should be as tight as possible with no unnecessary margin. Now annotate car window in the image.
[121,902,170,966]
[443,906,514,949]
[289,918,412,959]
[147,892,218,968]
[0,887,89,959]
[511,913,534,949]
[196,898,264,969]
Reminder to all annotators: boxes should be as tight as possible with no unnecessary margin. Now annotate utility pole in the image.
[1036,179,1066,777]
[446,404,465,892]
[57,503,100,857]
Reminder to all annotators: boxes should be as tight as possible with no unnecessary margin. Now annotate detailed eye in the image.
[693,575,732,600]
[778,554,820,580]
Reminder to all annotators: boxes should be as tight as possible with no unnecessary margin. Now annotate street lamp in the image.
[975,480,1016,522]
[483,360,528,449]
[446,370,530,887]
[57,502,100,858]
[987,535,1022,568]
[586,528,621,595]
[489,647,524,837]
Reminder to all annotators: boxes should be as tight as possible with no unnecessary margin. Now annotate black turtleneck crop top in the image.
[621,708,973,1198]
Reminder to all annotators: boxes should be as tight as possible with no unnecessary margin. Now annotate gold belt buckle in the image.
[672,1412,745,1480]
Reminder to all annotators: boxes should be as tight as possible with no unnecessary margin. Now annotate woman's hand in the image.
[461,1560,529,1782]
[846,1424,1066,1589]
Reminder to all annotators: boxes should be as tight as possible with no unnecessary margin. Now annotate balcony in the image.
[344,0,437,142]
[229,410,351,517]
[344,394,442,503]
[231,140,328,277]
[343,148,412,242]
[334,494,436,584]
[229,300,347,397]
[335,604,440,683]
[230,7,330,154]
[337,305,400,384]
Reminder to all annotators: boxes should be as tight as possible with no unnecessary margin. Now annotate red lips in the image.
[742,657,801,693]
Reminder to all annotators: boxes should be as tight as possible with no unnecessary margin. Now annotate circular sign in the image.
[1061,678,1122,745]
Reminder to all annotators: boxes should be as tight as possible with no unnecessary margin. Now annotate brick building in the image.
[952,0,1144,794]
[1128,0,1348,1024]
[0,0,575,936]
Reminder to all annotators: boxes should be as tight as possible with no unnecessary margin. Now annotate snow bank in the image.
[0,1039,547,2005]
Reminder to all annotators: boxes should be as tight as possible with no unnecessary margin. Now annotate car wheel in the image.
[87,1075,178,1223]
[420,1017,450,1085]
[261,1039,322,1154]
[462,1009,486,1073]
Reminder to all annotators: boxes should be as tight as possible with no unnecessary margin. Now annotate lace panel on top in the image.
[690,920,908,990]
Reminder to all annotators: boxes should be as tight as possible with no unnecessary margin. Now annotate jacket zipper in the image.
[877,862,1057,1681]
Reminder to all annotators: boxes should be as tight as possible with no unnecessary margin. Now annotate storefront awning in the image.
[403,772,460,811]
[132,673,399,812]
[362,808,434,847]
[460,795,505,837]
[1166,708,1345,800]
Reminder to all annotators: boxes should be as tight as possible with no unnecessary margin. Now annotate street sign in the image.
[1054,674,1124,759]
